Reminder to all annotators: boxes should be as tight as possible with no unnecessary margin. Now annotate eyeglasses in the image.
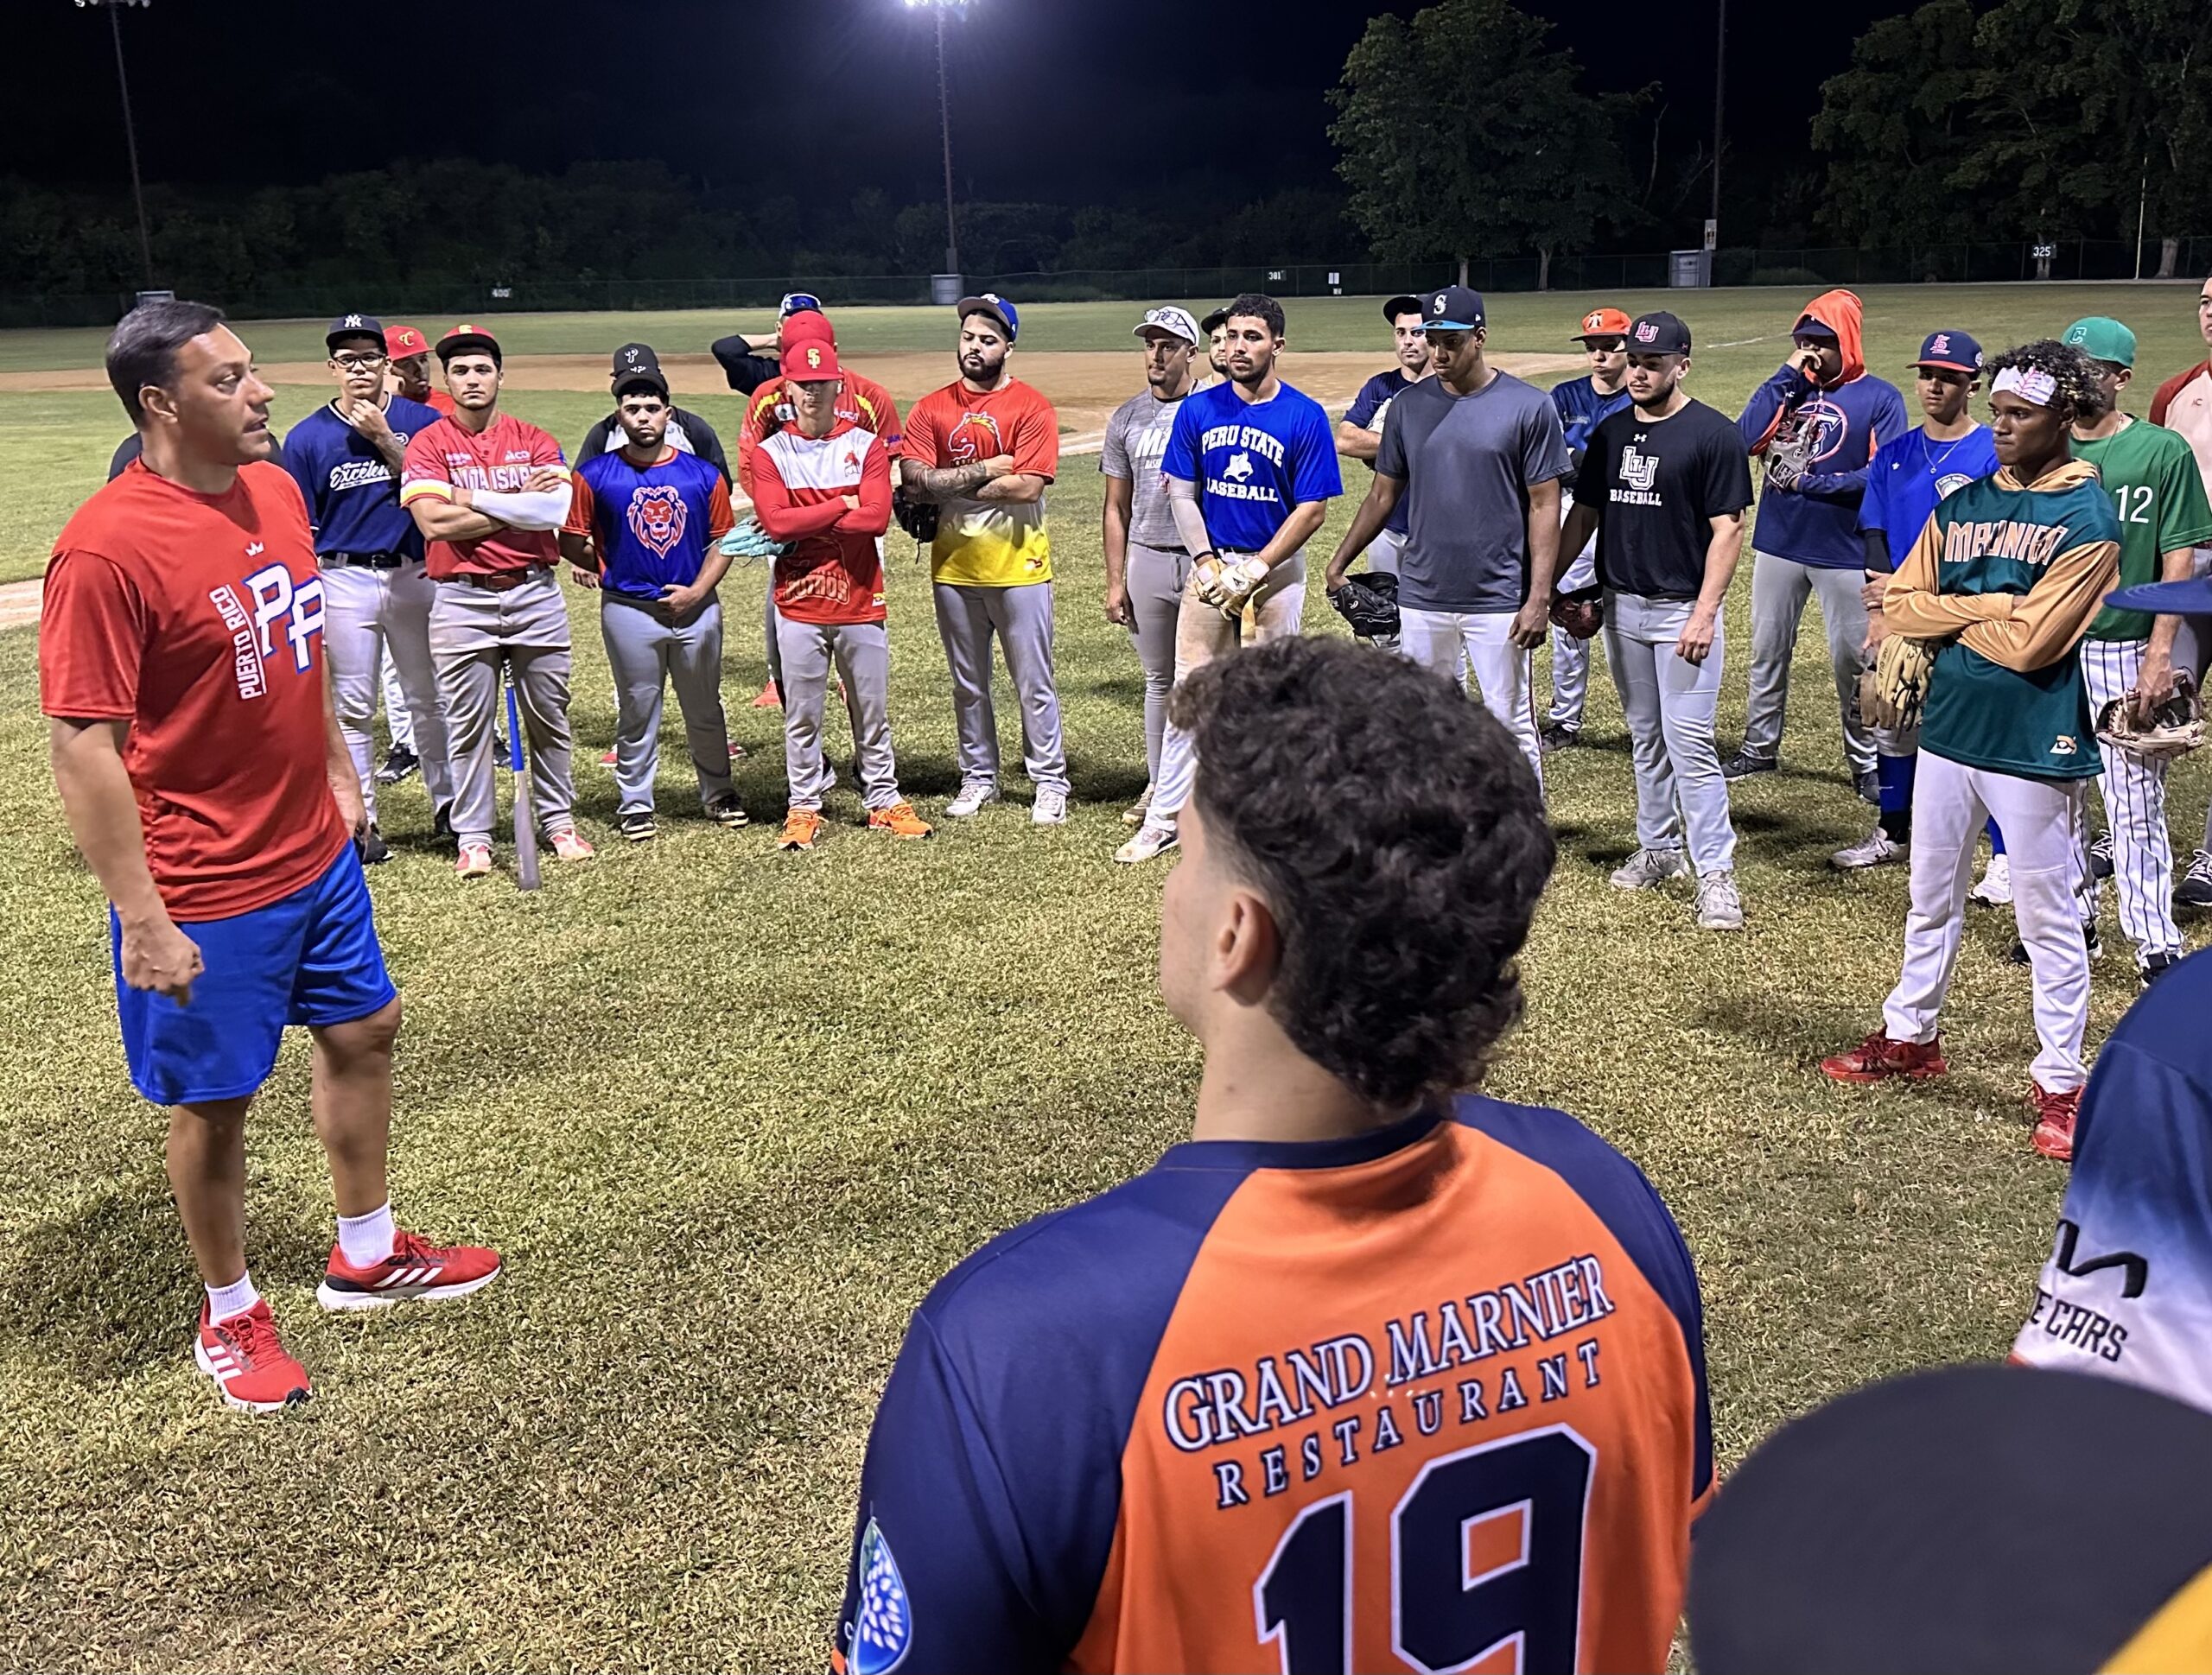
[333,352,387,371]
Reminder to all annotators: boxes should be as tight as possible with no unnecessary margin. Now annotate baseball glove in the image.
[1329,572,1399,640]
[1548,587,1603,642]
[2097,670,2206,758]
[1864,633,1942,731]
[718,515,789,562]
[1764,416,1816,493]
[892,485,939,545]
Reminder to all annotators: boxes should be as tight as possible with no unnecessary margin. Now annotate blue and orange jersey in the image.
[833,1094,1711,1675]
[565,445,736,604]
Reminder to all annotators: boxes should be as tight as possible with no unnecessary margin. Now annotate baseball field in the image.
[2,282,2205,1669]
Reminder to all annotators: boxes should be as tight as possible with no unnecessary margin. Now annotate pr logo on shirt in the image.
[626,485,689,557]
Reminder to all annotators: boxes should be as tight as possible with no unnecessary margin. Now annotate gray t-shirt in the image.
[1100,388,1190,552]
[1376,371,1573,612]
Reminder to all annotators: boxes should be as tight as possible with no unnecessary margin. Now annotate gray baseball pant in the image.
[1604,590,1737,875]
[778,615,899,811]
[429,568,576,849]
[1125,542,1193,785]
[601,595,734,815]
[321,560,451,827]
[1738,550,1876,777]
[932,580,1071,796]
[378,644,416,753]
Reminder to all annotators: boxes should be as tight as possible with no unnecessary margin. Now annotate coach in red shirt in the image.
[41,299,499,1414]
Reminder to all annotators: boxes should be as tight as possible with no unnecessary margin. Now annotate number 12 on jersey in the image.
[1253,1427,1595,1674]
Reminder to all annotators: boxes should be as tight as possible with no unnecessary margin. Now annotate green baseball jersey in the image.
[1906,465,2120,780]
[2073,417,2212,640]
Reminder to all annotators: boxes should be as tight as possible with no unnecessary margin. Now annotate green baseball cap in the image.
[2064,315,2137,369]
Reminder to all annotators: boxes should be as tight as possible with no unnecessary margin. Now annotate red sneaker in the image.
[751,680,782,710]
[194,1298,310,1413]
[2031,1082,2082,1162]
[1821,1031,1948,1084]
[317,1228,502,1312]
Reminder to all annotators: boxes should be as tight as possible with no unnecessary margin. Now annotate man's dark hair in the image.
[613,378,668,403]
[106,298,226,425]
[1170,637,1554,1111]
[1986,338,2103,422]
[1224,292,1287,339]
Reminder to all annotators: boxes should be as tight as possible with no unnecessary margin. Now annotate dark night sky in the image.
[16,0,1902,237]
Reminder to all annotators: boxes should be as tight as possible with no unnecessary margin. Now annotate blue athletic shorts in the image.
[112,843,397,1107]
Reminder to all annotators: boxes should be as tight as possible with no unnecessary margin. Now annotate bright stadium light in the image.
[75,0,156,287]
[905,0,971,282]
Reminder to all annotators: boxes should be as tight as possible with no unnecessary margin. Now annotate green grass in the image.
[1,285,2206,1669]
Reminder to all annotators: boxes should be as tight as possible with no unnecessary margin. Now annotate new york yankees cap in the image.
[1689,1364,2212,1674]
[1416,285,1485,332]
[1910,329,1983,373]
[325,313,385,352]
[609,342,669,397]
[1628,311,1692,354]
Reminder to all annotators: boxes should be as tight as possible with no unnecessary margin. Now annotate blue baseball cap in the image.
[957,293,1019,343]
[1417,285,1485,332]
[2110,576,2212,615]
[325,312,385,352]
[779,292,823,319]
[1910,330,1982,373]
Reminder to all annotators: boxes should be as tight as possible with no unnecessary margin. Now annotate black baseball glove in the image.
[1330,572,1399,639]
[1548,586,1604,641]
[892,485,939,544]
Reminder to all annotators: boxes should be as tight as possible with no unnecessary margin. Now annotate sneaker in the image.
[751,680,782,710]
[548,827,594,863]
[358,824,391,866]
[1608,848,1690,891]
[454,841,493,880]
[194,1298,310,1413]
[1720,749,1777,780]
[1830,828,1907,871]
[317,1228,502,1312]
[704,793,747,828]
[375,746,420,786]
[2179,849,2212,909]
[493,733,508,760]
[779,809,824,852]
[2139,950,2181,989]
[617,809,656,843]
[1969,853,2012,906]
[1854,769,1880,805]
[2088,830,2113,882]
[1123,784,1154,825]
[2007,922,2101,967]
[868,801,934,840]
[599,748,618,767]
[1821,1031,1949,1084]
[944,781,1001,818]
[2030,1082,2082,1162]
[1115,822,1179,865]
[432,802,455,842]
[1539,722,1582,753]
[1032,789,1070,826]
[1695,870,1745,930]
[728,741,747,759]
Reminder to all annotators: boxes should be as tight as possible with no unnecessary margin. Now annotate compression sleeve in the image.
[1166,473,1214,555]
[468,485,574,532]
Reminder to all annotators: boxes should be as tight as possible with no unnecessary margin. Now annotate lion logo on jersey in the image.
[626,485,689,557]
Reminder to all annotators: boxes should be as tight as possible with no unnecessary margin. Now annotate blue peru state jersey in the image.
[1160,379,1342,554]
[283,396,442,558]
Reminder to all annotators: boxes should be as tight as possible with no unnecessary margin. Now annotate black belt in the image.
[323,551,412,570]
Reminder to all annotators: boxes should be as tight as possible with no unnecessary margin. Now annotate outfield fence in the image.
[4,238,2207,331]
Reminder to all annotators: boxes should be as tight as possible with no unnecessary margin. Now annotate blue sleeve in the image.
[1736,365,1803,454]
[1793,466,1870,504]
[1857,444,1892,537]
[1290,400,1344,504]
[1161,398,1200,484]
[1344,376,1385,428]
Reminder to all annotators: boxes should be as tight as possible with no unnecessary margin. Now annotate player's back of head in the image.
[1167,636,1554,1111]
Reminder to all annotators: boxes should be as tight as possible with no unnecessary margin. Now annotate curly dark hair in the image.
[1224,292,1287,339]
[1168,637,1554,1113]
[1986,338,2104,422]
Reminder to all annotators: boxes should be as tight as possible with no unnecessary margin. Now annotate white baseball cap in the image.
[1134,306,1201,346]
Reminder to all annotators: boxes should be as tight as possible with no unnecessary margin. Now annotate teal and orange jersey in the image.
[833,1095,1711,1675]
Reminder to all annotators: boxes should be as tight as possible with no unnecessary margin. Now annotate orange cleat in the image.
[751,680,782,710]
[2030,1082,2082,1162]
[868,801,934,840]
[1821,1031,1948,1084]
[779,808,824,852]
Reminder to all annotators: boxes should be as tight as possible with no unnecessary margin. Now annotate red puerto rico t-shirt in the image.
[40,460,351,921]
[399,409,570,579]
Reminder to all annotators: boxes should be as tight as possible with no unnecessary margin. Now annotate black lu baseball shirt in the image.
[1575,398,1752,601]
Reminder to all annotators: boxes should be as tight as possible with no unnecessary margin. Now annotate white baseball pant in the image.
[778,616,900,811]
[1399,607,1542,796]
[2075,638,2182,962]
[1548,497,1599,730]
[1604,591,1736,875]
[1739,551,1876,777]
[321,560,452,827]
[1884,752,2091,1092]
[601,596,734,815]
[378,647,415,753]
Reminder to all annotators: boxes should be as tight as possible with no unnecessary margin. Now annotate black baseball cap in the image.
[1417,285,1485,332]
[436,323,503,365]
[1382,293,1422,324]
[1627,311,1693,354]
[1198,306,1230,334]
[609,341,669,397]
[1689,1364,2212,1674]
[325,313,385,352]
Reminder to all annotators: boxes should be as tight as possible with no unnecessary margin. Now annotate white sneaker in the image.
[1114,822,1179,865]
[944,781,1001,818]
[1969,853,2012,907]
[1609,848,1690,891]
[1830,828,1907,871]
[1123,784,1154,825]
[1695,870,1745,930]
[1032,789,1069,826]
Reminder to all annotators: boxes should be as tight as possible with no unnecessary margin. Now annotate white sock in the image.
[206,1272,258,1323]
[336,1202,397,1267]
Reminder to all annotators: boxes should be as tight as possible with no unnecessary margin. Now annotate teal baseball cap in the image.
[2064,315,2137,368]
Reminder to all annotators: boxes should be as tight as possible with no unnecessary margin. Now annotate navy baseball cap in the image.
[779,292,823,319]
[1382,293,1422,323]
[957,293,1019,343]
[1198,306,1230,335]
[1911,329,1983,373]
[1628,311,1693,354]
[325,313,385,352]
[1417,285,1485,332]
[609,341,669,397]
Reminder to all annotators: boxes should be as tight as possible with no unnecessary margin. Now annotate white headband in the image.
[1992,365,2057,407]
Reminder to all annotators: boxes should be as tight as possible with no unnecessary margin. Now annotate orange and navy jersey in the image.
[834,1095,1711,1675]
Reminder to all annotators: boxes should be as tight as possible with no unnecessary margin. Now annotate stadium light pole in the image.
[79,0,156,287]
[905,0,968,277]
[1709,0,1726,251]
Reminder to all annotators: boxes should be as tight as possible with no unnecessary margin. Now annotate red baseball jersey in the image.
[40,460,350,920]
[899,378,1059,586]
[734,370,902,497]
[751,417,893,625]
[835,1096,1712,1675]
[398,410,569,579]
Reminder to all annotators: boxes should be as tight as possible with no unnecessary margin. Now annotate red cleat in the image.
[316,1228,502,1312]
[600,748,617,766]
[194,1298,310,1413]
[1821,1031,1948,1084]
[2031,1082,2082,1162]
[751,680,782,710]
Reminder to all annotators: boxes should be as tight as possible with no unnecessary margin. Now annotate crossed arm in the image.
[900,456,1048,504]
[407,468,574,543]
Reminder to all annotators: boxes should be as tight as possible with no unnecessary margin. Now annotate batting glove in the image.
[1216,556,1269,613]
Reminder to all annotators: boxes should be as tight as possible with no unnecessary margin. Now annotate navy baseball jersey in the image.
[566,446,737,604]
[1551,375,1634,466]
[1345,370,1421,536]
[1161,380,1342,554]
[283,397,442,558]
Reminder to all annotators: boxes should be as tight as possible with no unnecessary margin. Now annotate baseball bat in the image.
[505,664,540,891]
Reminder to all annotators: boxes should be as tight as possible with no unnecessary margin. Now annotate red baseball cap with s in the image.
[438,323,502,364]
[782,338,842,381]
